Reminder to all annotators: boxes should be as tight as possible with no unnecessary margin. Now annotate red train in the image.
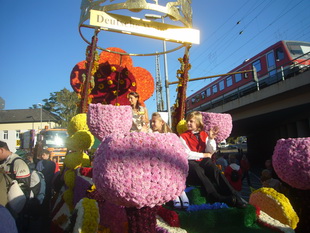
[186,40,310,113]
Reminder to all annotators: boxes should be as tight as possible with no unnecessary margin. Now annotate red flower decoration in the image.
[157,206,180,227]
[70,47,154,106]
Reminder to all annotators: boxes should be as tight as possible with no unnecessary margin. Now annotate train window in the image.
[226,76,233,87]
[252,60,262,72]
[219,80,225,91]
[195,95,200,102]
[267,51,276,68]
[212,85,218,94]
[235,73,242,82]
[206,88,211,97]
[191,97,195,104]
[276,47,284,61]
[201,91,206,99]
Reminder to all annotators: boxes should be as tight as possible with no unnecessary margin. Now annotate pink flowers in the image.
[201,112,232,143]
[87,104,132,141]
[272,138,310,190]
[93,132,188,208]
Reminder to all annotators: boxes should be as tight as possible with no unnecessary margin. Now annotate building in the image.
[0,108,60,152]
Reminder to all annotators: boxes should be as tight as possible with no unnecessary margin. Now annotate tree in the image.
[42,88,79,128]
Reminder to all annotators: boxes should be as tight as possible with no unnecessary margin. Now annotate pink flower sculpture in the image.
[87,104,132,141]
[201,112,233,143]
[272,138,310,190]
[93,132,188,208]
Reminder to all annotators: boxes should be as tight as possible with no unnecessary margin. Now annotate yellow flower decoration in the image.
[63,189,74,211]
[66,130,95,151]
[82,198,99,233]
[132,82,136,87]
[111,66,116,72]
[115,103,120,106]
[82,153,91,167]
[249,187,299,229]
[176,119,187,135]
[73,198,99,233]
[64,169,76,189]
[67,114,89,136]
[119,79,124,84]
[107,80,113,85]
[113,90,118,96]
[64,152,83,169]
[98,83,104,89]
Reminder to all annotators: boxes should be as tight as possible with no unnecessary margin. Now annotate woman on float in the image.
[180,111,246,208]
[128,91,150,132]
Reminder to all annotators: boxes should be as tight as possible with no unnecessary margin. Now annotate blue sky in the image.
[1,0,309,117]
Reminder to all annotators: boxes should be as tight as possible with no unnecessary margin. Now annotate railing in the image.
[197,52,310,111]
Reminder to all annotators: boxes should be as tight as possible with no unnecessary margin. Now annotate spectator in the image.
[261,169,282,193]
[240,154,252,187]
[224,154,243,192]
[216,152,228,172]
[0,141,31,231]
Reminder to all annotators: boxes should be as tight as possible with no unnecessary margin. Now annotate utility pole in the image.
[155,54,164,112]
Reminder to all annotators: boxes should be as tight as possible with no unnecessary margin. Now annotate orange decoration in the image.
[70,48,154,106]
[99,47,133,68]
[131,66,155,104]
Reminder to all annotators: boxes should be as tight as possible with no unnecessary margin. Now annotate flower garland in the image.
[64,152,84,170]
[200,112,233,143]
[249,187,299,229]
[73,198,99,233]
[272,137,310,190]
[87,104,132,141]
[64,169,76,189]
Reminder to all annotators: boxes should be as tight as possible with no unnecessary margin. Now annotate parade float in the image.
[50,1,308,232]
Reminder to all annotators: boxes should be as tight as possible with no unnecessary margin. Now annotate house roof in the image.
[0,109,60,124]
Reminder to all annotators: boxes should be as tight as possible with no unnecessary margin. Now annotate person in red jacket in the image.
[224,154,243,191]
[180,111,246,208]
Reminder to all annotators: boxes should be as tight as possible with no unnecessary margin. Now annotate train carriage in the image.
[186,40,310,113]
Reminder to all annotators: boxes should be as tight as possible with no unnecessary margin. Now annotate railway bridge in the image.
[205,69,310,166]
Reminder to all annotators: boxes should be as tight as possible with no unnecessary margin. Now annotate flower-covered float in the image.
[50,105,303,233]
[50,39,303,232]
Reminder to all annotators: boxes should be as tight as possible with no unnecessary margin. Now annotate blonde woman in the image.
[150,112,172,133]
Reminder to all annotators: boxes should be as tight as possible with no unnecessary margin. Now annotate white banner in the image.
[89,10,200,44]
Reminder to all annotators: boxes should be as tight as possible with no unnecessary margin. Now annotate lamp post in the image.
[38,103,43,129]
[145,14,172,127]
